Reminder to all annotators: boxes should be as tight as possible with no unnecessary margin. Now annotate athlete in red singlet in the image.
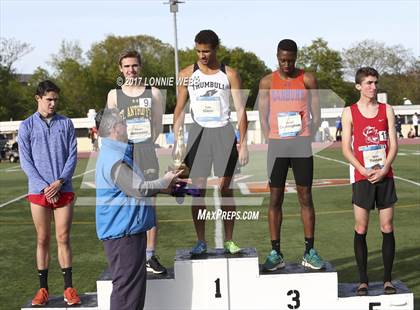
[341,67,398,296]
[259,39,324,271]
[350,102,394,183]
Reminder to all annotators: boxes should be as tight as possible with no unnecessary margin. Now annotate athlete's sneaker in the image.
[31,288,49,306]
[146,255,167,274]
[262,250,285,271]
[224,240,242,254]
[190,240,207,256]
[302,248,325,270]
[63,287,81,306]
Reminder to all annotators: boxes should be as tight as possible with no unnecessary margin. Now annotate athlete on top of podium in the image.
[173,29,249,256]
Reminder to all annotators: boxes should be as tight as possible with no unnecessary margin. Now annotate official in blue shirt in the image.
[95,109,180,310]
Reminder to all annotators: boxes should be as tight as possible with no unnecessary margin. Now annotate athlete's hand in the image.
[360,167,375,179]
[311,119,321,139]
[46,193,60,204]
[368,167,387,184]
[44,180,62,199]
[160,170,183,194]
[238,144,249,166]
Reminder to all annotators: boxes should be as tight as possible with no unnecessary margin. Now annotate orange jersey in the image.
[269,70,311,139]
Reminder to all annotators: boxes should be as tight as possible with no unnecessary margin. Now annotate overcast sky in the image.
[1,0,419,74]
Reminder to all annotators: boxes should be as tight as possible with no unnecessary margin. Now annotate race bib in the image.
[139,97,152,109]
[277,112,302,137]
[361,144,386,169]
[127,119,151,142]
[194,96,222,122]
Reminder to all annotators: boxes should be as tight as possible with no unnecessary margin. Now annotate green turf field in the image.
[0,144,419,308]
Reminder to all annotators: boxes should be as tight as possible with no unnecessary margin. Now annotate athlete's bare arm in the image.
[303,72,321,134]
[258,73,272,141]
[341,106,373,179]
[173,65,193,147]
[151,87,164,142]
[385,104,398,166]
[106,89,117,109]
[226,66,248,165]
[368,104,398,183]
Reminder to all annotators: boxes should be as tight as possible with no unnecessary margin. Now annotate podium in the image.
[22,248,414,309]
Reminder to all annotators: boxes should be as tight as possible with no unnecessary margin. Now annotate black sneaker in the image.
[146,255,167,274]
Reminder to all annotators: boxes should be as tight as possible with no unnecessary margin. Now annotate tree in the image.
[53,59,93,117]
[297,38,351,107]
[379,58,420,105]
[44,41,94,117]
[50,40,85,68]
[0,67,26,120]
[0,37,34,71]
[342,40,415,76]
[0,38,34,120]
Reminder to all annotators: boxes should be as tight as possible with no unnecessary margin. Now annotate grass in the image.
[0,144,419,308]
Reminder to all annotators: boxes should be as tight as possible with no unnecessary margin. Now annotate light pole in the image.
[165,0,184,96]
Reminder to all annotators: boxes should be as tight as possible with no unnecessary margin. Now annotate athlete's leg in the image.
[268,187,285,244]
[296,185,315,238]
[191,177,208,242]
[379,206,395,287]
[146,227,157,253]
[267,156,289,253]
[291,156,315,252]
[146,202,157,256]
[354,204,370,285]
[219,176,235,240]
[54,203,74,269]
[262,186,286,270]
[31,203,53,270]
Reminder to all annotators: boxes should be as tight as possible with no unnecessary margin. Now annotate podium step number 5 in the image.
[369,302,381,310]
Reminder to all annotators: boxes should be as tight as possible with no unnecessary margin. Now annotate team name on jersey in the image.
[120,105,151,119]
[191,80,227,91]
[271,89,306,101]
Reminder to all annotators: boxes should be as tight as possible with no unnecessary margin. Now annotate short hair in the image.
[95,108,122,137]
[277,39,298,53]
[195,30,220,49]
[118,50,142,66]
[355,67,379,84]
[35,80,60,97]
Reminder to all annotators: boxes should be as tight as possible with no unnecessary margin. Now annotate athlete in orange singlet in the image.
[258,39,324,271]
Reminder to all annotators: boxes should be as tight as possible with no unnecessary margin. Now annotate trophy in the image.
[170,126,190,179]
[169,127,202,203]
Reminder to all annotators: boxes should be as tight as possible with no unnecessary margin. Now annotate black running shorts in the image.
[267,138,313,187]
[352,177,397,210]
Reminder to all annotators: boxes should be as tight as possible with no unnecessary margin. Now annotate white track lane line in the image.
[213,184,223,249]
[314,154,420,187]
[0,169,96,208]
